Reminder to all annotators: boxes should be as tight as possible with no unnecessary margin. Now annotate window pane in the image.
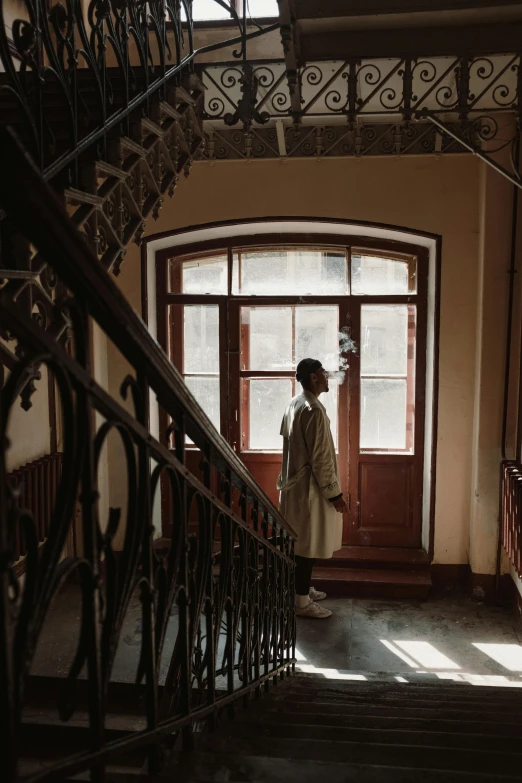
[233,248,347,296]
[247,0,279,16]
[183,305,219,374]
[352,253,416,295]
[243,307,292,371]
[185,376,221,433]
[361,305,411,376]
[322,380,338,451]
[360,379,407,451]
[181,255,228,294]
[295,306,339,372]
[247,379,292,450]
[191,0,231,20]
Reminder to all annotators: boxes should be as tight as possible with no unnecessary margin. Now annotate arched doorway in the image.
[152,221,437,555]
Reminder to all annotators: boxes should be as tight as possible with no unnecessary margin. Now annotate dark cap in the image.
[296,358,323,382]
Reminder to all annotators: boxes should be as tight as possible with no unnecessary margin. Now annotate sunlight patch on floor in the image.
[472,643,522,672]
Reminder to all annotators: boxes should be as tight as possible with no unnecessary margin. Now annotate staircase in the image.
[0,67,205,275]
[167,672,522,782]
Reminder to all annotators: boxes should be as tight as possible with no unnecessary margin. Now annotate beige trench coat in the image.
[277,390,343,559]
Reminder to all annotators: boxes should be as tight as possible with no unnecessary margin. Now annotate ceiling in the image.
[280,1,522,60]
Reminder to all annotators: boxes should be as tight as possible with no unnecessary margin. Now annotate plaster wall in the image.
[107,153,487,566]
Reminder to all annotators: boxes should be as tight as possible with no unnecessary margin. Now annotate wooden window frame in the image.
[157,235,427,456]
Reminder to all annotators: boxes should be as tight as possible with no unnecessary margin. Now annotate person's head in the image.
[296,358,329,396]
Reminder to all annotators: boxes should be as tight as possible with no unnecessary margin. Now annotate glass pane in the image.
[243,307,292,371]
[321,380,338,451]
[361,305,410,376]
[295,306,339,372]
[352,253,416,295]
[192,0,231,20]
[247,0,279,16]
[247,379,292,450]
[360,379,407,451]
[183,305,219,374]
[185,376,221,433]
[181,255,227,294]
[233,248,347,296]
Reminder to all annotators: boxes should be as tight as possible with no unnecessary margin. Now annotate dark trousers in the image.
[295,555,316,596]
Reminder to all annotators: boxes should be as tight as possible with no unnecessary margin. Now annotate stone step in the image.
[242,705,522,736]
[319,546,430,569]
[310,566,431,599]
[256,696,522,723]
[228,717,517,752]
[292,670,522,693]
[277,681,522,708]
[167,753,519,783]
[198,733,522,776]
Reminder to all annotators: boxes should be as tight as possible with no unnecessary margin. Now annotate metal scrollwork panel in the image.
[0,0,197,179]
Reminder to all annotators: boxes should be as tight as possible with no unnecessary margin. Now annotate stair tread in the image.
[291,671,522,693]
[320,546,430,566]
[312,566,432,584]
[228,719,518,751]
[281,680,522,703]
[199,734,521,775]
[168,752,519,782]
[257,697,522,721]
[243,708,522,735]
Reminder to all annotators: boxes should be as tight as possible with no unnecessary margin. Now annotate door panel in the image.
[348,293,426,548]
[357,460,416,547]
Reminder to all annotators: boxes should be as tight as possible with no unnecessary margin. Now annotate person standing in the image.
[277,358,347,619]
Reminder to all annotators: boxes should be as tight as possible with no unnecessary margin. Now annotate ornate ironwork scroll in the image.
[0,128,296,783]
[198,55,522,162]
[0,2,279,272]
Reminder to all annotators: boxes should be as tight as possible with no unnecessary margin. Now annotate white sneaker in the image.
[309,586,327,601]
[295,600,332,619]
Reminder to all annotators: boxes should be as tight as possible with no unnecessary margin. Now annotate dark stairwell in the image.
[3,3,522,783]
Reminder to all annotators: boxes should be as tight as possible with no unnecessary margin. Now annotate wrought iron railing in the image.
[501,460,522,578]
[197,55,522,160]
[0,0,277,184]
[7,451,63,564]
[0,128,296,782]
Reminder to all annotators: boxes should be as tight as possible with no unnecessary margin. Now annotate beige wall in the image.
[108,154,487,566]
[469,129,516,576]
[5,365,51,473]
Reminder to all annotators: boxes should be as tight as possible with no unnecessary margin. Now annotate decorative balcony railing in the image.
[0,128,296,782]
[197,55,522,160]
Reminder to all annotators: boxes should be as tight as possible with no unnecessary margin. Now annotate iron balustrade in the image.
[7,451,63,563]
[501,460,522,579]
[0,127,296,783]
[197,55,522,160]
[0,0,278,185]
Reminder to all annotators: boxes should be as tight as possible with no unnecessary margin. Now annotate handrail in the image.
[0,127,296,783]
[0,126,295,537]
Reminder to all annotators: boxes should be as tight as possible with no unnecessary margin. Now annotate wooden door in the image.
[346,252,427,548]
[158,242,428,551]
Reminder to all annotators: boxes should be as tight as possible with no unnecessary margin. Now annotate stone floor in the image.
[30,585,522,687]
[295,594,522,685]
